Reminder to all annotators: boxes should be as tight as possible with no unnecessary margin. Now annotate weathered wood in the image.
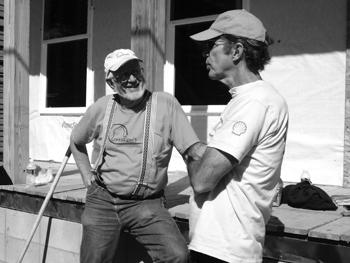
[0,0,3,163]
[268,205,341,236]
[3,0,30,183]
[0,190,85,223]
[342,229,350,242]
[309,217,350,241]
[131,0,166,92]
[344,0,350,187]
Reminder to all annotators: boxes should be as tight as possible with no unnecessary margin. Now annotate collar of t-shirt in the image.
[228,80,264,98]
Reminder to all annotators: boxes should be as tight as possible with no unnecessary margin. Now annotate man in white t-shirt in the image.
[186,10,289,263]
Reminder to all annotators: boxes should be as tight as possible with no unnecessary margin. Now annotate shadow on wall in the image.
[253,0,347,57]
[0,166,13,185]
[4,48,30,72]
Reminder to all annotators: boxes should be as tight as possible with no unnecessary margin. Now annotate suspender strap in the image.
[92,95,116,174]
[132,92,158,197]
[92,92,157,198]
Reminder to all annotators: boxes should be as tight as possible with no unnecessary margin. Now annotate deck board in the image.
[309,217,350,241]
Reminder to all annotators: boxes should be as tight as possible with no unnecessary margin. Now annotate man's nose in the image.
[202,51,209,58]
[127,74,138,82]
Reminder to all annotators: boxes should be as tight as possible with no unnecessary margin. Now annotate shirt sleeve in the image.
[71,103,103,145]
[170,96,200,154]
[208,100,268,162]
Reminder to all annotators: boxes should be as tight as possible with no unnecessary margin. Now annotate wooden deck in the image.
[1,161,350,262]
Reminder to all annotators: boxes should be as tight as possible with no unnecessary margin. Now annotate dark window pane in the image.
[46,40,87,107]
[174,22,231,106]
[44,0,87,40]
[171,0,242,20]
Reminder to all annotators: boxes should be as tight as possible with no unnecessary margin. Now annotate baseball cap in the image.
[104,49,142,73]
[190,9,266,43]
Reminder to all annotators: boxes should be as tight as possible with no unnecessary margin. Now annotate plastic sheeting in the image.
[30,116,82,162]
[253,0,347,186]
[262,52,345,186]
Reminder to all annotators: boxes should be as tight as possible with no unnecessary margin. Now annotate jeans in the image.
[80,181,188,263]
[190,251,228,263]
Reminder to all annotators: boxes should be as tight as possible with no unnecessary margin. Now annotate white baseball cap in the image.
[104,49,142,73]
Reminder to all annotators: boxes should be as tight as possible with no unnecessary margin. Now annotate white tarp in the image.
[30,116,82,162]
[255,0,347,185]
[262,53,345,185]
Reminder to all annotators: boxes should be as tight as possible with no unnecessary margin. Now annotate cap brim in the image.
[190,29,223,41]
[107,58,142,72]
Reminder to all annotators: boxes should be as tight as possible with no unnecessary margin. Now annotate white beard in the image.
[116,82,146,102]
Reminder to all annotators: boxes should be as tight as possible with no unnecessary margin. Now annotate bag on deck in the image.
[282,180,337,211]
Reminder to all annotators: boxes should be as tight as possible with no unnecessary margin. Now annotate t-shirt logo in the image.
[108,124,137,144]
[232,121,247,136]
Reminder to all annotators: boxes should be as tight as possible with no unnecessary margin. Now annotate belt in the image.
[93,178,164,200]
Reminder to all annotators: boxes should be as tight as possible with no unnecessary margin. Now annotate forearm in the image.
[187,154,213,194]
[187,158,203,189]
[70,139,93,187]
[188,147,237,194]
[184,142,207,189]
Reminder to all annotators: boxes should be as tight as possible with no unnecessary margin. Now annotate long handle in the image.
[17,147,72,263]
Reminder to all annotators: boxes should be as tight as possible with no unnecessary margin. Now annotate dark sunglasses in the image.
[106,68,143,85]
[200,39,226,57]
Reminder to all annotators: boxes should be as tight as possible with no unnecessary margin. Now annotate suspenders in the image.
[91,95,116,175]
[92,92,158,198]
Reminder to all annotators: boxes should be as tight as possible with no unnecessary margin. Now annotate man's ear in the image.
[232,43,244,64]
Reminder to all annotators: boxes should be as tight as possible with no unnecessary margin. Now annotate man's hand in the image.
[184,142,207,164]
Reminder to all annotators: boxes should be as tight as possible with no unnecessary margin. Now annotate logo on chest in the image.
[108,124,138,144]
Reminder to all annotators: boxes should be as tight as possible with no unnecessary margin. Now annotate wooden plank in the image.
[169,203,189,219]
[3,0,30,183]
[0,183,86,203]
[341,229,350,242]
[53,188,86,203]
[267,205,342,236]
[309,217,350,241]
[0,0,3,163]
[131,0,166,92]
[344,0,350,187]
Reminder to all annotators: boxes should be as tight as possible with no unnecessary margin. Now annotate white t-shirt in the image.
[189,80,289,263]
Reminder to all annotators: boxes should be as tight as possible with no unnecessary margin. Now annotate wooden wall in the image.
[131,0,166,92]
[344,0,350,187]
[3,0,30,183]
[0,0,3,162]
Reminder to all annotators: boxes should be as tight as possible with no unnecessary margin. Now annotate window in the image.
[43,0,87,40]
[41,0,92,111]
[46,40,87,107]
[174,22,231,105]
[168,0,242,106]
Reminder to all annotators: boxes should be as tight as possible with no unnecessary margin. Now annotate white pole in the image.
[17,147,71,263]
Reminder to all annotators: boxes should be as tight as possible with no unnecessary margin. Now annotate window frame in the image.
[164,0,249,115]
[39,0,94,115]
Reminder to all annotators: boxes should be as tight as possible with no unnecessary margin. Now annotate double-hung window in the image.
[40,0,92,114]
[164,0,243,143]
[165,0,242,108]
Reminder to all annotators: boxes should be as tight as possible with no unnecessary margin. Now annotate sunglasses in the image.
[200,39,226,57]
[106,68,143,85]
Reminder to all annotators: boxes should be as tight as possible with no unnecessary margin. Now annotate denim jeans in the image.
[80,181,188,263]
[190,251,228,263]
